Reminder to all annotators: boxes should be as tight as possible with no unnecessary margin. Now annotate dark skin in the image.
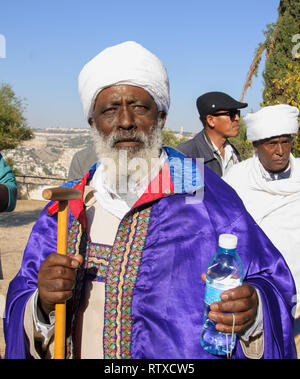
[38,85,258,334]
[89,84,167,146]
[38,254,83,318]
[0,184,9,212]
[253,134,292,173]
[39,259,258,333]
[201,274,258,333]
[205,110,240,159]
[38,85,167,318]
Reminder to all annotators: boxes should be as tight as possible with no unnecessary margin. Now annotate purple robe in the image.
[4,147,297,359]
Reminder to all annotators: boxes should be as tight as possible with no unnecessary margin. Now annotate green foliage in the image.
[262,1,300,157]
[162,129,188,148]
[42,167,52,176]
[242,0,300,103]
[0,83,33,150]
[229,118,254,161]
[261,1,300,156]
[263,64,300,157]
[242,0,300,157]
[262,0,300,104]
[4,156,23,175]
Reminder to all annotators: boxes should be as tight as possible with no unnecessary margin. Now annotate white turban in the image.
[245,104,299,142]
[78,41,170,121]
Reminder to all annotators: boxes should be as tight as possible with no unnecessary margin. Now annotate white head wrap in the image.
[78,41,170,121]
[245,104,299,142]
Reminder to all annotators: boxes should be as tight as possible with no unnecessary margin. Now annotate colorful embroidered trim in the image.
[65,206,152,359]
[103,206,152,359]
[65,218,85,359]
[85,242,112,281]
[65,218,113,358]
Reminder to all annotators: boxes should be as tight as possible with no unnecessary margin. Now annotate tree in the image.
[162,129,188,148]
[240,0,300,157]
[4,157,23,176]
[266,64,300,156]
[241,0,300,103]
[0,83,33,150]
[229,118,254,161]
[42,167,52,176]
[262,0,300,104]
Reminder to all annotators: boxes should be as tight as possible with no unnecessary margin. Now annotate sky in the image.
[0,0,280,133]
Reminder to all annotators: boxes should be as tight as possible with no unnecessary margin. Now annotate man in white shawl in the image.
[224,104,300,355]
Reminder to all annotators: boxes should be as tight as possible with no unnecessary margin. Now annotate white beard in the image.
[90,120,163,203]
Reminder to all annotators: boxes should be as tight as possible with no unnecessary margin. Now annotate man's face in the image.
[90,84,166,194]
[206,109,240,138]
[91,84,165,153]
[254,134,292,173]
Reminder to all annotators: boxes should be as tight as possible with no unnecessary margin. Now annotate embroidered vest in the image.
[65,206,152,359]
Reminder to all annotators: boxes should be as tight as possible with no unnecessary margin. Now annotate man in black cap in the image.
[177,92,248,177]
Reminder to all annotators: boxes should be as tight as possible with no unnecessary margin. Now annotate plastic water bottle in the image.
[200,233,243,356]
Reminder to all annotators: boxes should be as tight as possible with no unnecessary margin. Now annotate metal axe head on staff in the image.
[42,187,82,359]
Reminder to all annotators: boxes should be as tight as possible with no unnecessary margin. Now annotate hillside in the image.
[2,128,92,179]
[1,127,194,180]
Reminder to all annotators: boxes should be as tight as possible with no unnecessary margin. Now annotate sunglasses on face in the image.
[212,110,241,120]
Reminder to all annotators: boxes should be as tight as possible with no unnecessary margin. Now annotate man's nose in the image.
[276,144,284,155]
[118,106,135,130]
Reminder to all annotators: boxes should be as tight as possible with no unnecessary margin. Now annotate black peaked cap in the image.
[196,91,248,116]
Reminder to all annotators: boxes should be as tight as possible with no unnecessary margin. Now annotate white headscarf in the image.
[78,41,170,121]
[245,104,299,142]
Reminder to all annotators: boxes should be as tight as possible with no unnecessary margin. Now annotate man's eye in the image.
[132,105,147,112]
[103,107,116,115]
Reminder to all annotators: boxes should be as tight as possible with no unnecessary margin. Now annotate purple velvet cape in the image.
[4,147,297,359]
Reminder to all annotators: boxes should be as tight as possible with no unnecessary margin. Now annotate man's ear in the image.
[252,141,258,152]
[88,117,94,127]
[158,111,167,129]
[206,115,214,129]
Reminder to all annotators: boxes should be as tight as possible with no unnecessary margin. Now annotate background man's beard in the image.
[90,120,163,197]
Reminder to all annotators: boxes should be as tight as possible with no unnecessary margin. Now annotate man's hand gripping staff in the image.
[39,187,83,359]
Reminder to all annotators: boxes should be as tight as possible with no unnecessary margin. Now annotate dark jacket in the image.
[0,153,17,212]
[177,129,240,177]
[68,144,98,180]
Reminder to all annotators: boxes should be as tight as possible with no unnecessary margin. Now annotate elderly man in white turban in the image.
[4,43,298,360]
[224,104,300,355]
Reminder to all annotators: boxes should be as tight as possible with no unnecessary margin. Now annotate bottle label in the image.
[204,283,224,305]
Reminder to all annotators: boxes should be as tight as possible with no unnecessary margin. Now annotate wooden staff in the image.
[42,187,82,359]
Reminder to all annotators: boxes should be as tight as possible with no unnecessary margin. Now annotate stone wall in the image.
[16,175,67,201]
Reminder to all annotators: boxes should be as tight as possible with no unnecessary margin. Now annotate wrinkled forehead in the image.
[256,134,293,145]
[95,84,156,105]
[78,42,170,122]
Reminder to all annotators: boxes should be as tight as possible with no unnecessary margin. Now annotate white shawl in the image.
[224,154,300,305]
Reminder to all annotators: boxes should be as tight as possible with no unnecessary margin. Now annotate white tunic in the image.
[224,153,300,307]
